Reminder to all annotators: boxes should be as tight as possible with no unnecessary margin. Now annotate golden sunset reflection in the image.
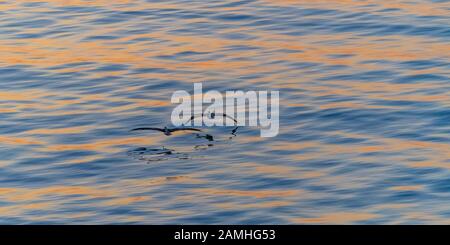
[0,0,449,224]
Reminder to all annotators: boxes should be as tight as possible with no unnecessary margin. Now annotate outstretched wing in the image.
[130,127,164,132]
[184,114,199,125]
[221,113,238,124]
[184,113,238,124]
[170,127,202,133]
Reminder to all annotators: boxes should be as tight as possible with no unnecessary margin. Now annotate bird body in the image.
[185,112,238,125]
[131,126,201,136]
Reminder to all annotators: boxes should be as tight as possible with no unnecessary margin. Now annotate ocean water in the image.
[0,0,449,224]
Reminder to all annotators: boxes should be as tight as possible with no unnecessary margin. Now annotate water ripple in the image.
[0,0,449,224]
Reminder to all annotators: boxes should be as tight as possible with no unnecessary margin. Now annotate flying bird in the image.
[185,112,238,125]
[130,126,202,136]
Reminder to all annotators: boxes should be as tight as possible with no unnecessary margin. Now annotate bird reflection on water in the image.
[128,124,239,162]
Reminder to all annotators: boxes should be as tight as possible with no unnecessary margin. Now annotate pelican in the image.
[130,126,202,136]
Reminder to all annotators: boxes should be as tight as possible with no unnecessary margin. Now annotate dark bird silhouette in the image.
[196,133,214,141]
[130,126,202,136]
[185,112,238,125]
[231,126,239,136]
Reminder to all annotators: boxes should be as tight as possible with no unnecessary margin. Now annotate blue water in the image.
[0,0,449,224]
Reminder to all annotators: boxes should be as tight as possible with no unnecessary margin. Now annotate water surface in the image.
[0,0,450,224]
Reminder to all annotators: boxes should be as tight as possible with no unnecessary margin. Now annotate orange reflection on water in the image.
[121,175,207,189]
[0,184,155,218]
[290,212,378,224]
[389,185,423,191]
[23,125,94,135]
[3,185,116,202]
[41,135,166,152]
[0,135,44,145]
[266,0,450,17]
[11,0,135,8]
[215,200,293,209]
[2,26,447,76]
[194,188,302,199]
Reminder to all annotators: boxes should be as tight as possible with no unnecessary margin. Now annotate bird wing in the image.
[130,127,164,132]
[185,113,238,124]
[170,127,202,132]
[222,113,238,123]
[184,114,200,125]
